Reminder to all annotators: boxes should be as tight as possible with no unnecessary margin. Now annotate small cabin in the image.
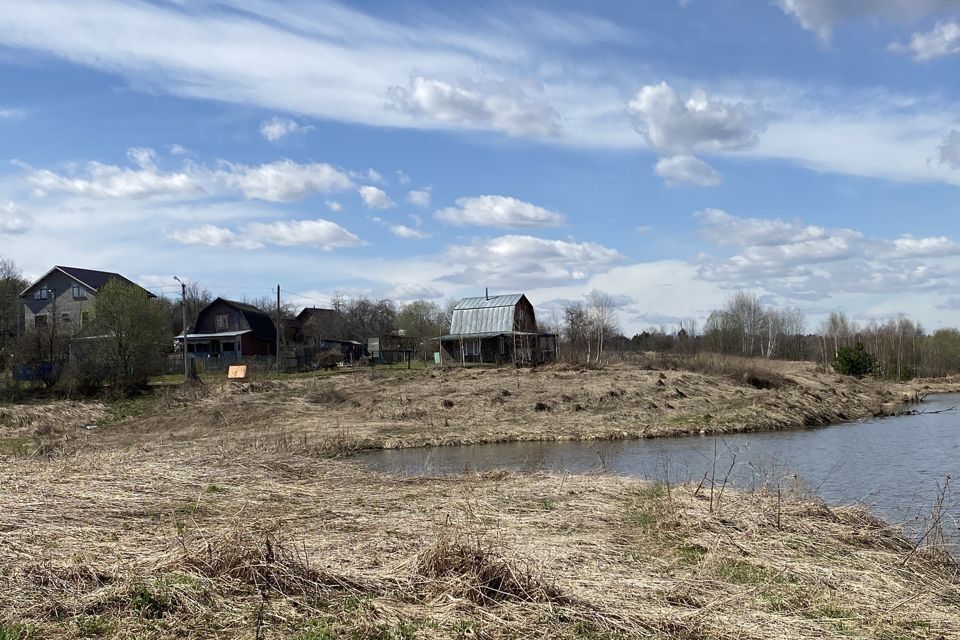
[439,294,557,365]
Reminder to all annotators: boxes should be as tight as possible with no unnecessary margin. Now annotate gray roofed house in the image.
[440,293,556,365]
[19,265,155,332]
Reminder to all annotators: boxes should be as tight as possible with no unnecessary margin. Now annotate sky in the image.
[2,0,960,334]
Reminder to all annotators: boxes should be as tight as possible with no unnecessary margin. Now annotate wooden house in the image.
[177,298,276,360]
[439,294,557,365]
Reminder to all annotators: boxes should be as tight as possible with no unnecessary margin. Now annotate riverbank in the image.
[1,446,957,639]
[3,358,959,455]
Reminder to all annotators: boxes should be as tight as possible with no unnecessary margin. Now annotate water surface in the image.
[359,393,960,536]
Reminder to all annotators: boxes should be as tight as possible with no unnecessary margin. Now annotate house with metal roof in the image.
[176,298,277,363]
[20,265,155,331]
[439,293,557,365]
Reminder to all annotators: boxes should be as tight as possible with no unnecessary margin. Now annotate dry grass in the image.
[6,360,957,460]
[0,444,958,639]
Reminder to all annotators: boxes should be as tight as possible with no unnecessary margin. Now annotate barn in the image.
[439,293,557,365]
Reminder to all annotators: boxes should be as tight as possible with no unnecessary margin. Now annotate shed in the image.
[439,293,557,365]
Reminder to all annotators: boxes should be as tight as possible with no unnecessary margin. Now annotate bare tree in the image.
[587,289,619,365]
[562,302,591,362]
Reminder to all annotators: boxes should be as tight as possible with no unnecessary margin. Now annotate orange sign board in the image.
[228,365,247,380]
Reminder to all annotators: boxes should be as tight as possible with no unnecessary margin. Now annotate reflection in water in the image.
[358,393,960,541]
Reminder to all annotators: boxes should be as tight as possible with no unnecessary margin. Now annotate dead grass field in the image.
[4,357,959,457]
[2,360,959,638]
[1,445,958,639]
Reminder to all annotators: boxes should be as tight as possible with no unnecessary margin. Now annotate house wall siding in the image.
[21,271,96,330]
[194,301,252,334]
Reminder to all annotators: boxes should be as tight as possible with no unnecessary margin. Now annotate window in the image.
[34,288,49,300]
[61,313,71,323]
[215,314,229,331]
[34,315,48,327]
[72,285,86,299]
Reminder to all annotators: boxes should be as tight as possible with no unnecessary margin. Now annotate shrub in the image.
[833,342,874,378]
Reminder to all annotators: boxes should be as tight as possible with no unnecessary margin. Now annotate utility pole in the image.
[276,284,281,376]
[174,276,189,382]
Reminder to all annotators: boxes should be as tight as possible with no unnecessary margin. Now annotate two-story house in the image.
[19,266,155,331]
[439,293,557,365]
[176,298,277,359]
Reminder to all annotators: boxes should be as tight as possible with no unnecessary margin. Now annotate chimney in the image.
[485,287,489,300]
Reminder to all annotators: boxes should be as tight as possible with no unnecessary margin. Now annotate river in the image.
[358,392,960,542]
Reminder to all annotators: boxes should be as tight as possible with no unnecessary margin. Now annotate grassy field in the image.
[0,444,957,639]
[1,359,959,638]
[3,356,958,458]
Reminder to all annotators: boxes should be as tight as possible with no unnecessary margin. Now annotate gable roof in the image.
[449,293,529,335]
[199,298,277,342]
[20,265,156,298]
[296,307,338,323]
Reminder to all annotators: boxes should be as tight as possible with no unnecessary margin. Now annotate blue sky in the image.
[2,0,960,333]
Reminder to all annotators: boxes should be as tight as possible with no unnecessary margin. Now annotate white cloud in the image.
[0,201,31,234]
[170,219,362,251]
[0,1,615,141]
[259,116,313,141]
[891,234,960,258]
[628,82,764,153]
[23,153,204,199]
[217,159,354,202]
[126,147,157,169]
[0,108,24,119]
[396,171,411,185]
[693,209,960,302]
[5,1,960,190]
[169,144,189,155]
[696,208,841,247]
[358,185,395,210]
[390,282,443,300]
[389,224,430,240]
[435,195,564,228]
[776,0,960,41]
[407,188,431,207]
[654,155,721,187]
[243,219,362,249]
[326,200,343,212]
[891,21,960,60]
[364,169,384,184]
[169,224,263,250]
[18,153,358,203]
[387,76,560,138]
[441,234,622,287]
[939,130,960,168]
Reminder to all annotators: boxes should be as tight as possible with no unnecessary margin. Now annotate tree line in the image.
[4,252,960,390]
